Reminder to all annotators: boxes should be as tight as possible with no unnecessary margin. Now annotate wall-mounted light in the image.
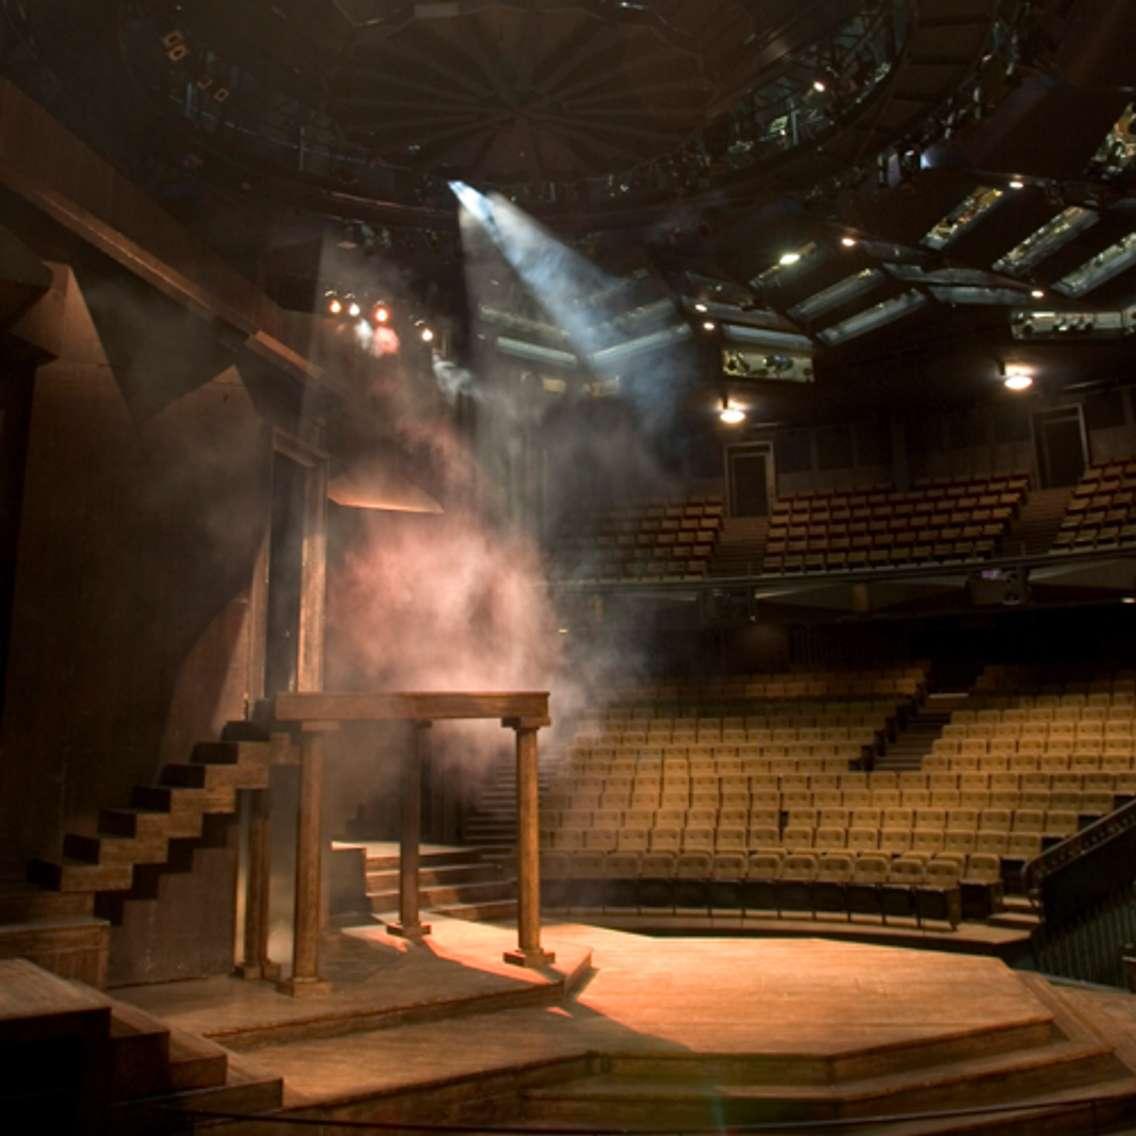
[719,395,745,425]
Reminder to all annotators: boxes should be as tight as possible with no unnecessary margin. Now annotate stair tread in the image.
[0,913,109,931]
[526,1038,1119,1105]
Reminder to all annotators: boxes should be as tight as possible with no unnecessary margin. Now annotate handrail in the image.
[1023,795,1136,926]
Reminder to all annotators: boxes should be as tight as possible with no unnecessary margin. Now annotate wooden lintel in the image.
[274,691,549,724]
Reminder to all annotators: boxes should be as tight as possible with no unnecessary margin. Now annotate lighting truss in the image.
[788,269,886,322]
[817,291,927,345]
[1053,232,1136,298]
[920,187,1005,251]
[991,207,1099,276]
[1088,103,1136,183]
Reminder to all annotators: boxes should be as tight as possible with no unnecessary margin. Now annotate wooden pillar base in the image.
[233,960,282,982]
[275,976,331,998]
[504,947,556,969]
[386,921,432,940]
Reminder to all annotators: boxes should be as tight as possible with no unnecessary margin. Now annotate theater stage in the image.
[118,922,1136,1133]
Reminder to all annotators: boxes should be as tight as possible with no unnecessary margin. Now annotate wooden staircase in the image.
[365,846,518,924]
[1,726,270,987]
[0,957,282,1134]
[708,516,770,577]
[1004,486,1074,557]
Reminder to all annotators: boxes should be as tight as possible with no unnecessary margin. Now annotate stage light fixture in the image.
[1009,178,1025,189]
[1123,596,1136,605]
[1004,369,1033,391]
[813,79,827,93]
[840,236,858,248]
[779,251,802,266]
[327,297,343,315]
[373,303,391,324]
[1031,289,1045,299]
[694,302,709,312]
[702,320,717,331]
[419,325,435,343]
[346,296,361,318]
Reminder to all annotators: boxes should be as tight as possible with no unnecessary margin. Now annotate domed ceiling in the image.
[116,0,868,185]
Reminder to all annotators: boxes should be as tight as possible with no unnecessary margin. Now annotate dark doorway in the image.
[1035,409,1087,488]
[265,452,308,696]
[728,446,772,517]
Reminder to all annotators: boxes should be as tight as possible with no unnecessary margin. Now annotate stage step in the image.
[522,1035,1128,1130]
[0,959,280,1133]
[0,914,109,986]
[365,862,503,891]
[512,968,1136,1134]
[368,878,515,914]
[429,897,517,922]
[363,848,484,872]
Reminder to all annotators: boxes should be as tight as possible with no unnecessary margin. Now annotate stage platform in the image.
[118,917,591,1048]
[116,923,1136,1134]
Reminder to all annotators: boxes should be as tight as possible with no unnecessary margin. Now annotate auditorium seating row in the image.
[604,670,926,703]
[972,665,1136,695]
[762,475,1028,575]
[540,849,1004,926]
[771,476,1028,517]
[551,494,724,582]
[1052,463,1136,555]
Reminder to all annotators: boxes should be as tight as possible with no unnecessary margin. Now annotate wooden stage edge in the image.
[112,923,1136,1135]
[563,910,1034,961]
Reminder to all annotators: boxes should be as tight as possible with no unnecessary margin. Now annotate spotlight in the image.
[694,302,709,313]
[372,303,391,324]
[346,296,361,318]
[702,320,717,331]
[812,79,827,93]
[1123,597,1136,605]
[840,236,858,248]
[1009,178,1025,189]
[419,325,435,343]
[1030,289,1045,299]
[327,297,343,315]
[719,403,746,425]
[1004,370,1033,391]
[779,251,802,266]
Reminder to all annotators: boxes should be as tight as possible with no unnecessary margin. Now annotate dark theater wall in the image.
[0,263,269,862]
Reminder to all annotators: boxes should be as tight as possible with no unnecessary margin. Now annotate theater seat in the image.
[777,853,818,916]
[603,852,641,910]
[847,855,889,920]
[813,853,854,916]
[741,852,781,915]
[638,852,675,911]
[883,857,925,921]
[917,860,963,929]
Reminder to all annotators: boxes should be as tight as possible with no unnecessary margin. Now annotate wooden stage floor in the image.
[116,921,1136,1132]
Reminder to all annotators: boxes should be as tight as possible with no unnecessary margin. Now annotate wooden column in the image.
[503,718,554,967]
[278,724,333,996]
[388,722,432,939]
[234,788,278,981]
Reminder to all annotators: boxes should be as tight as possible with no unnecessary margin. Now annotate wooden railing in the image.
[1023,796,1136,928]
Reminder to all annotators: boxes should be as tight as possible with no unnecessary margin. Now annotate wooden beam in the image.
[274,691,550,724]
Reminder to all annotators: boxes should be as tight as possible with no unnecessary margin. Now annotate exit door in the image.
[727,444,774,517]
[1035,409,1087,488]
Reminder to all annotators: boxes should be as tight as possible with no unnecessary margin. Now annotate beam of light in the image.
[451,180,698,432]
